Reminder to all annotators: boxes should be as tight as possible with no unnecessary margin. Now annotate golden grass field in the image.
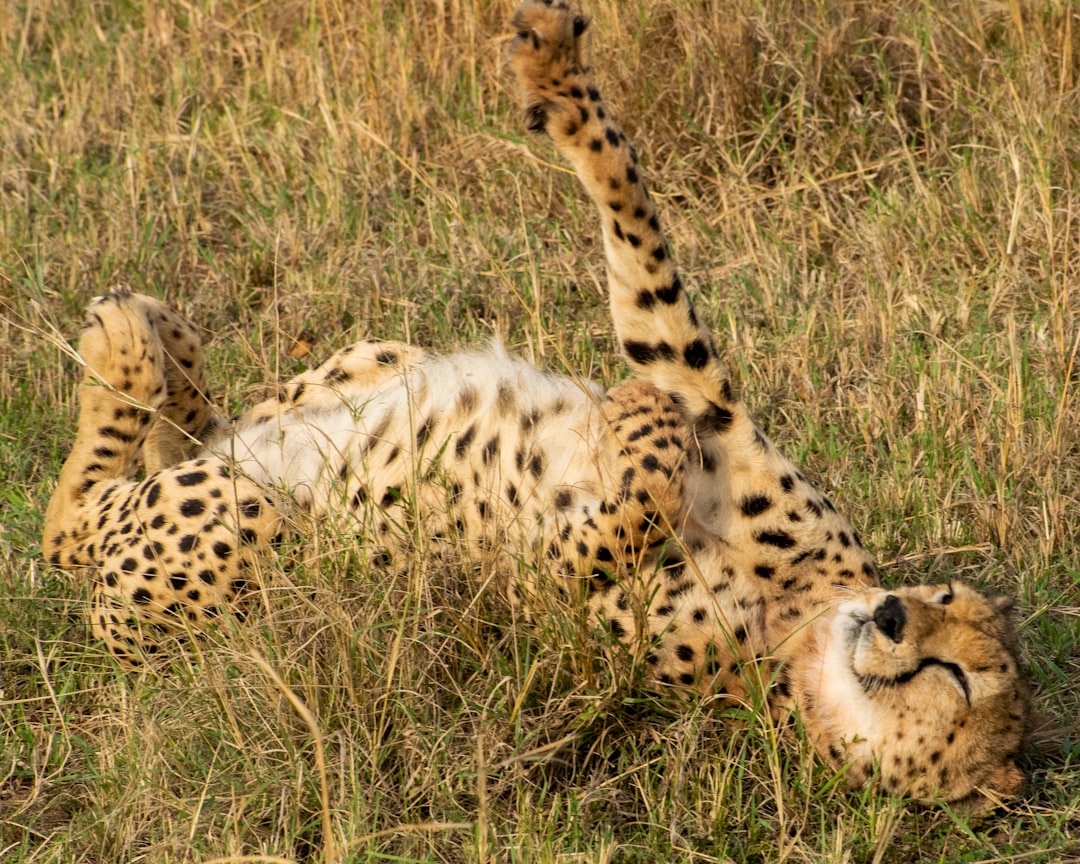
[1,0,1078,861]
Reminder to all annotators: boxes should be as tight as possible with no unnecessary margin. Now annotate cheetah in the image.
[42,0,1030,810]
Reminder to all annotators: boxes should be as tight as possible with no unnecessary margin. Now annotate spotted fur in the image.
[41,0,1030,811]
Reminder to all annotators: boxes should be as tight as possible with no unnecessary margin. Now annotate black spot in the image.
[212,541,232,560]
[324,366,351,385]
[380,488,399,508]
[754,565,774,579]
[626,233,641,247]
[692,608,707,624]
[755,530,796,549]
[145,483,161,508]
[740,494,773,517]
[179,534,198,553]
[675,644,694,662]
[683,339,708,369]
[180,498,206,518]
[624,340,675,365]
[604,127,619,147]
[655,275,682,304]
[626,165,638,183]
[667,581,691,599]
[587,86,600,101]
[589,138,603,152]
[700,402,734,433]
[609,618,626,639]
[415,418,434,449]
[198,569,217,585]
[482,436,500,465]
[455,425,476,459]
[528,453,544,479]
[457,386,479,414]
[375,350,399,365]
[169,573,188,590]
[99,426,135,443]
[524,103,548,133]
[132,587,152,605]
[635,289,656,309]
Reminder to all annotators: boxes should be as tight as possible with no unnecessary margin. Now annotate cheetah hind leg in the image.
[137,294,216,473]
[44,291,220,564]
[44,290,176,569]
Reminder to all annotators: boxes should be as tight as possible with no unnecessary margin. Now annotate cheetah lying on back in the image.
[43,0,1029,810]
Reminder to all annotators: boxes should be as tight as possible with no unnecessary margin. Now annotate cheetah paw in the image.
[509,1,590,131]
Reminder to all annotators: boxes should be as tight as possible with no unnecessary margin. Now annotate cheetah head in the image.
[805,581,1029,810]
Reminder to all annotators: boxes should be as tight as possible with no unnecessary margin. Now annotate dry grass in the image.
[1,0,1078,861]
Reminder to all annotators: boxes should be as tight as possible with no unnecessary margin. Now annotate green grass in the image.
[2,0,1078,861]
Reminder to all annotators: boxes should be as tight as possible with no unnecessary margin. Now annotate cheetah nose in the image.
[873,595,906,643]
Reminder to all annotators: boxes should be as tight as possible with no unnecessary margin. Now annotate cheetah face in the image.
[814,582,1029,807]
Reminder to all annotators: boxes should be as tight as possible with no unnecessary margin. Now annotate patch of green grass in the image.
[2,0,1078,861]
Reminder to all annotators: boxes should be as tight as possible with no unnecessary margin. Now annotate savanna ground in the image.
[1,0,1078,861]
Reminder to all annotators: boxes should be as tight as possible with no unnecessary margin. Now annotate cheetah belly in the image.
[210,350,608,550]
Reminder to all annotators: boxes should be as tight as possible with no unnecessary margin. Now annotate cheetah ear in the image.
[990,595,1016,616]
[956,759,1026,816]
[573,15,589,37]
[985,758,1026,797]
